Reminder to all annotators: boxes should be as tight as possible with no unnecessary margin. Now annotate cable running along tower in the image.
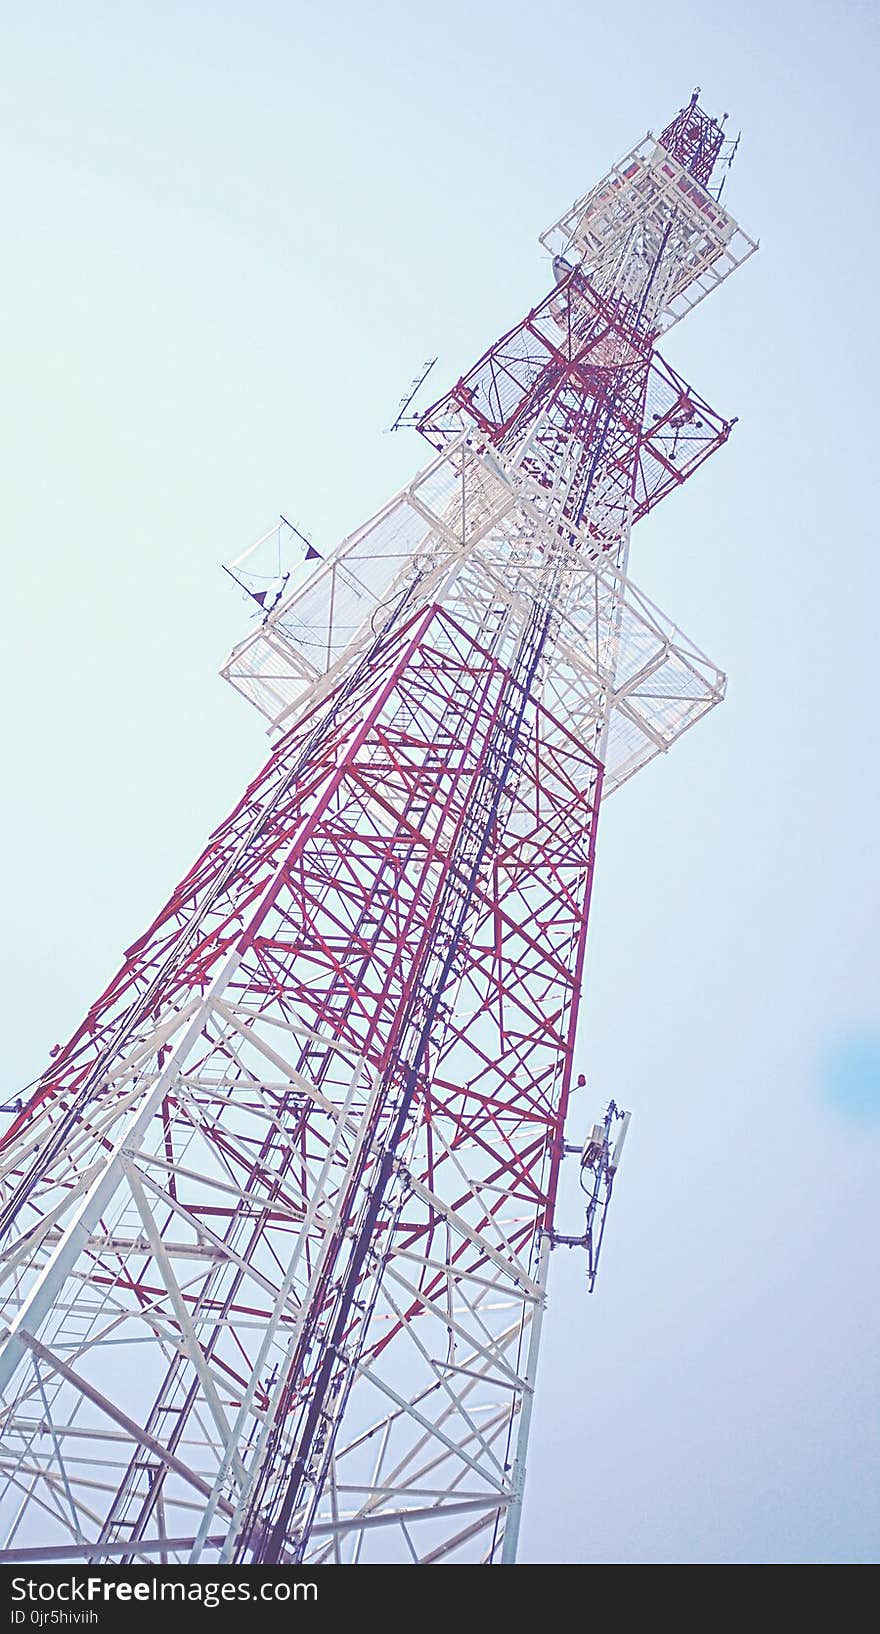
[0,93,756,1565]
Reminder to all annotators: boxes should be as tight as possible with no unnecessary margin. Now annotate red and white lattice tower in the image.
[0,93,756,1566]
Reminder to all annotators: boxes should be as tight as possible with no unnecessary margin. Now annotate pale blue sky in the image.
[1,0,878,1564]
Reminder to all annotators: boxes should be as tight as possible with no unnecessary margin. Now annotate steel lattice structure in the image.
[0,92,756,1566]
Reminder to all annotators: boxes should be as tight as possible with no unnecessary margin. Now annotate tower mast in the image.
[0,93,755,1565]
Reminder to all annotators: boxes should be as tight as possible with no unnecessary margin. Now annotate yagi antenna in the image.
[386,357,437,433]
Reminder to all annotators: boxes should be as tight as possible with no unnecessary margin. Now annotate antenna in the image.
[223,515,321,615]
[556,1101,631,1291]
[279,513,321,559]
[386,356,438,432]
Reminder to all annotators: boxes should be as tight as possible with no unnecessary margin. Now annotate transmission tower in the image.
[0,92,756,1566]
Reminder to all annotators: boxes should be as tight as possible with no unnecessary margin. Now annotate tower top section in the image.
[222,90,755,791]
[659,88,728,189]
[539,91,756,334]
